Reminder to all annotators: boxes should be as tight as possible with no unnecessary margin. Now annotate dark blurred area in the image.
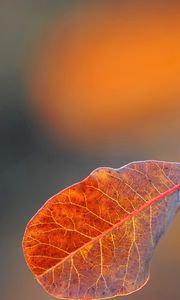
[0,1,180,300]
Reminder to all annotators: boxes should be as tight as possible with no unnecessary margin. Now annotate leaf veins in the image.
[23,160,180,299]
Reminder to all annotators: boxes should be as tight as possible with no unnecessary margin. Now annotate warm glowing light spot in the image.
[29,5,180,149]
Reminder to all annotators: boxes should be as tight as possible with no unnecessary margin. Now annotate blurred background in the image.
[0,1,180,300]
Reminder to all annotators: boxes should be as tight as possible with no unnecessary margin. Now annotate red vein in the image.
[37,183,180,278]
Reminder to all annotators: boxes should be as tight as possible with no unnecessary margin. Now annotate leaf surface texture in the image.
[23,160,180,299]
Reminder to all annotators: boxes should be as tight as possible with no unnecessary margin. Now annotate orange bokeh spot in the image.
[29,4,180,149]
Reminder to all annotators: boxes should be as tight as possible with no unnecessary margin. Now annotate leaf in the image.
[22,160,180,299]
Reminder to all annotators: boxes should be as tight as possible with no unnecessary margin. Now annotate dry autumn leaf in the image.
[23,160,180,299]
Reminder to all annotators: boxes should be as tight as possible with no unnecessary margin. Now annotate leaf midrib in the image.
[38,183,180,279]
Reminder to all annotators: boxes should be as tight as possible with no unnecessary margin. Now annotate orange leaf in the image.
[22,160,180,299]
